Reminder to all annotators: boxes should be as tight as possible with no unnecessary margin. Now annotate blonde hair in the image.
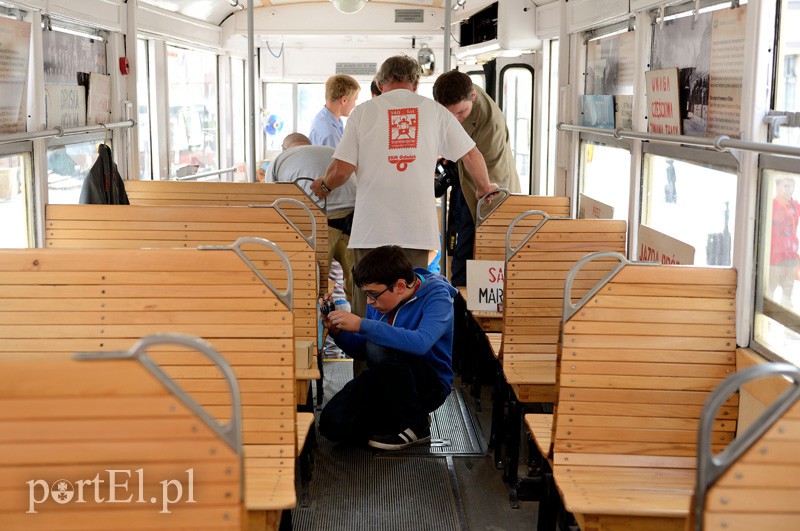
[326,75,360,102]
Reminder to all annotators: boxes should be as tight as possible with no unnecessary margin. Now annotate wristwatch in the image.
[321,182,331,193]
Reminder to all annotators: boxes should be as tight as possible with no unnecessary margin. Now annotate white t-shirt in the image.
[334,89,475,250]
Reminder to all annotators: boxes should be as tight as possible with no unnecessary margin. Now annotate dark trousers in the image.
[319,342,449,443]
[450,185,475,287]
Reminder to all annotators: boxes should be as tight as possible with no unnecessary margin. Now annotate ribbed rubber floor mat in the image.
[292,438,462,531]
[318,361,487,457]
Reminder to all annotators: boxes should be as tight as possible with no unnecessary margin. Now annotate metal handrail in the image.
[0,120,135,146]
[562,251,632,323]
[200,236,294,310]
[558,122,800,159]
[174,167,236,181]
[75,333,244,500]
[694,363,800,530]
[476,187,510,227]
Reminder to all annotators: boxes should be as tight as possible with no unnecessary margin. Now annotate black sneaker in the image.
[367,425,431,450]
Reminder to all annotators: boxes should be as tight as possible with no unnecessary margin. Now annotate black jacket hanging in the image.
[79,143,129,205]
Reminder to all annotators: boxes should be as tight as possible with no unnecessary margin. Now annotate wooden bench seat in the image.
[549,254,738,531]
[691,362,800,531]
[479,213,627,504]
[474,192,571,262]
[45,203,320,398]
[124,179,330,292]
[0,247,304,529]
[0,335,243,529]
[524,413,553,462]
[501,212,627,399]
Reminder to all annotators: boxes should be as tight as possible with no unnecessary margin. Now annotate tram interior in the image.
[2,0,800,529]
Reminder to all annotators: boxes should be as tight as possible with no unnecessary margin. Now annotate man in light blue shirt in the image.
[309,75,361,148]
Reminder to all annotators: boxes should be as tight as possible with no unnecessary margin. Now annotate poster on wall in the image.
[581,95,615,129]
[645,68,682,135]
[651,12,712,136]
[707,5,747,137]
[0,18,31,134]
[585,30,635,96]
[86,73,111,125]
[578,194,615,219]
[638,225,695,265]
[44,85,86,128]
[615,95,633,129]
[42,29,107,85]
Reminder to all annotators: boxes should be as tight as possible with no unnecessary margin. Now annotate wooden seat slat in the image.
[124,180,330,290]
[45,204,319,381]
[0,248,302,528]
[0,356,242,529]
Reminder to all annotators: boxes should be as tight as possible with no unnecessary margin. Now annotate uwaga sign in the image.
[466,260,504,312]
[645,68,682,136]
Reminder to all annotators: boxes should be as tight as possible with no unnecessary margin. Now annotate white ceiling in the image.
[139,0,556,27]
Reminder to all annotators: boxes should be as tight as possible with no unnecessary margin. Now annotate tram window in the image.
[641,154,736,266]
[545,40,559,196]
[466,71,485,91]
[167,46,218,178]
[46,139,104,204]
[297,83,325,138]
[264,83,294,155]
[772,0,800,147]
[579,142,630,221]
[501,66,533,195]
[755,170,800,367]
[417,83,434,100]
[0,152,31,247]
[136,39,152,180]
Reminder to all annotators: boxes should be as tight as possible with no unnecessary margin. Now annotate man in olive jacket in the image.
[433,71,521,285]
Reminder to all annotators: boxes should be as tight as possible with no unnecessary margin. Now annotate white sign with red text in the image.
[466,260,505,312]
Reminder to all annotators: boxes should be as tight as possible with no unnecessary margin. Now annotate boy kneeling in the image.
[319,245,456,450]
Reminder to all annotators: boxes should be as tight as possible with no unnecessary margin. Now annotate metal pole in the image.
[557,122,800,160]
[247,0,257,183]
[440,2,453,277]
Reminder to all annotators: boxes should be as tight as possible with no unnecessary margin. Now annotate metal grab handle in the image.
[200,236,294,310]
[476,187,510,227]
[293,177,327,214]
[562,251,629,323]
[75,333,243,454]
[694,363,800,531]
[506,209,558,261]
[248,197,317,251]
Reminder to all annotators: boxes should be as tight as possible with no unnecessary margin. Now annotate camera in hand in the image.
[434,160,458,198]
[320,299,335,317]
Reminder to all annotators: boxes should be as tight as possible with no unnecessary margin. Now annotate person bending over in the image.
[318,245,457,450]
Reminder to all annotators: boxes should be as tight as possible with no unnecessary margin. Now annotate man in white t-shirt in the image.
[311,55,497,319]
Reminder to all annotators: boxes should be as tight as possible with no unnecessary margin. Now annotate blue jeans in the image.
[319,342,449,444]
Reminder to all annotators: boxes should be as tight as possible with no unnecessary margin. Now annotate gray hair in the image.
[376,55,421,86]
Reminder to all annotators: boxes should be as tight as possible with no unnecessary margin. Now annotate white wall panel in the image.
[568,0,629,33]
[536,2,560,40]
[46,0,123,31]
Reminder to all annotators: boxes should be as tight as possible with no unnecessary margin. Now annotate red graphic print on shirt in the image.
[388,108,418,149]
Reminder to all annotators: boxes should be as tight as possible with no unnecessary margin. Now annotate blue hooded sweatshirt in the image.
[333,267,458,392]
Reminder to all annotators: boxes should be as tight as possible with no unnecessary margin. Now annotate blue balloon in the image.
[264,114,283,135]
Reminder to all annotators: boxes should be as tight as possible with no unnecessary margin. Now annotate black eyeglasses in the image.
[362,286,390,302]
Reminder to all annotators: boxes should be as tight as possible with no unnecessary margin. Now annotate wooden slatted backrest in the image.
[474,193,571,262]
[554,258,738,470]
[0,247,296,460]
[693,363,800,531]
[45,204,316,356]
[501,213,627,398]
[0,346,243,530]
[125,180,329,288]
